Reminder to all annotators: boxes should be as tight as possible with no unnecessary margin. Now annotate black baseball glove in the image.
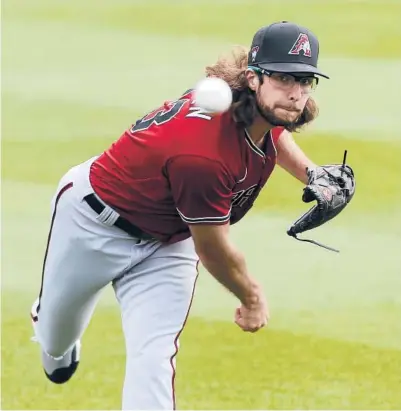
[287,158,355,252]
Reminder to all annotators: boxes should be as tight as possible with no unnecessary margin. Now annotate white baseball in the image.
[193,77,233,113]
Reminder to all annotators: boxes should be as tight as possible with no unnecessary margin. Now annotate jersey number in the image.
[130,99,187,132]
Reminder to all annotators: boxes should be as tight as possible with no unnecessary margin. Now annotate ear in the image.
[245,68,260,91]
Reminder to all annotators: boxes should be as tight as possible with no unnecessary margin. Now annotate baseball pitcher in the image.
[30,21,355,410]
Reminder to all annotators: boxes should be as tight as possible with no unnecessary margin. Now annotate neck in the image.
[246,113,273,147]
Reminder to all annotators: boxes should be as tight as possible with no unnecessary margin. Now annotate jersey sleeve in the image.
[271,126,285,145]
[166,155,234,225]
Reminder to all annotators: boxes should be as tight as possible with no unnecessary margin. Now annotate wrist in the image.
[243,282,263,308]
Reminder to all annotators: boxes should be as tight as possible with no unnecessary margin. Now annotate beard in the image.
[255,90,302,129]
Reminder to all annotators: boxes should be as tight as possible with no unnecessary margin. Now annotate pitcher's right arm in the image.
[166,154,268,332]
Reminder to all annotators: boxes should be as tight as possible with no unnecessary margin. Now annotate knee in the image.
[37,329,73,358]
[34,313,79,357]
[42,341,71,358]
[126,348,177,383]
[128,350,171,368]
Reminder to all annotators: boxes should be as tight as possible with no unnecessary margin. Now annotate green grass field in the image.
[2,0,401,409]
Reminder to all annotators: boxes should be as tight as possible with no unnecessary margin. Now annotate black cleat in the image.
[43,341,81,384]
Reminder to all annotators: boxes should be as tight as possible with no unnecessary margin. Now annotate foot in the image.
[42,341,81,384]
[31,299,81,384]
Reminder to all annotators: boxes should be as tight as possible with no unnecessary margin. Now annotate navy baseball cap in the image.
[248,21,329,79]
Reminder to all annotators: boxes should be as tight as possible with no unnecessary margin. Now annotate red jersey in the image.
[89,90,284,244]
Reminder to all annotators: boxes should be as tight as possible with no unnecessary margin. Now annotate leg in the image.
[113,237,199,410]
[32,165,143,383]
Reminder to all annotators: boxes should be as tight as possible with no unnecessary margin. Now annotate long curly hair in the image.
[205,46,319,133]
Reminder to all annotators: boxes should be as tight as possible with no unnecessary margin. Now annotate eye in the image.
[300,77,314,86]
[278,74,291,83]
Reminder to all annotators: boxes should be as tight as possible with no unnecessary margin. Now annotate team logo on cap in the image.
[288,33,312,57]
[250,46,259,62]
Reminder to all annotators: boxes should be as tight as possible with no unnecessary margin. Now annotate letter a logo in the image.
[288,33,312,57]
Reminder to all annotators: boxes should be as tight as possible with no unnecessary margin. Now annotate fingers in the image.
[235,319,266,333]
[235,307,241,322]
[234,311,268,333]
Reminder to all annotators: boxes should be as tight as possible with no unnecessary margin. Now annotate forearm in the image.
[197,242,261,307]
[276,131,316,184]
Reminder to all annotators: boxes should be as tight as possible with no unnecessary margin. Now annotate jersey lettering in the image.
[231,184,258,207]
[186,106,213,120]
[131,99,187,132]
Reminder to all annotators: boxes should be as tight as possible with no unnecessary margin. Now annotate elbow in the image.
[190,223,231,264]
[194,242,220,264]
[193,235,232,267]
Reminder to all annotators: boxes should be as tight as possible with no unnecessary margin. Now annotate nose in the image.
[287,83,303,101]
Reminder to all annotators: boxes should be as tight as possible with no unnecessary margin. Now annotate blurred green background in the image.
[2,0,401,409]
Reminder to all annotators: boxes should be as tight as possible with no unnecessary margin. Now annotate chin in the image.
[275,109,299,122]
[256,102,300,128]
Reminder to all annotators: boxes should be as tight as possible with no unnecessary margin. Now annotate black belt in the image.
[83,194,154,241]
